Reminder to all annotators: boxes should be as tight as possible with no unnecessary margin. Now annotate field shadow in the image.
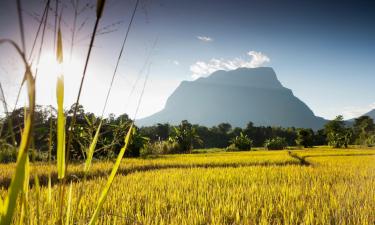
[0,160,302,188]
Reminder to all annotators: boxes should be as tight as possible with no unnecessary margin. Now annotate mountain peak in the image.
[195,67,283,89]
[137,67,326,129]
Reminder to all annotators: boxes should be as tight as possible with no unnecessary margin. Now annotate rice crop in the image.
[0,149,374,224]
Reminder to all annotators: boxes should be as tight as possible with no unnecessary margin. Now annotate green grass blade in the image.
[56,74,65,179]
[0,116,32,225]
[48,115,53,204]
[88,123,133,225]
[0,196,3,216]
[84,121,102,173]
[56,28,63,64]
[17,156,29,225]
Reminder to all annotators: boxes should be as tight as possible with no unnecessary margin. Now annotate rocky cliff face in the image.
[137,67,326,129]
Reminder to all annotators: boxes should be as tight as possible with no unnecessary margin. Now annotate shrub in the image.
[295,128,314,148]
[125,127,150,157]
[0,140,48,163]
[0,140,18,163]
[169,120,202,153]
[157,141,181,154]
[140,141,181,157]
[139,143,154,158]
[228,132,252,151]
[265,137,288,150]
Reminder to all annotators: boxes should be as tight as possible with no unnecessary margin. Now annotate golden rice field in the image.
[1,148,375,224]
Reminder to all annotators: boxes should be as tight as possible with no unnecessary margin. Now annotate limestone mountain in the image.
[137,67,326,129]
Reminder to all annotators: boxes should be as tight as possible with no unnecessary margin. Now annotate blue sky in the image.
[0,0,374,120]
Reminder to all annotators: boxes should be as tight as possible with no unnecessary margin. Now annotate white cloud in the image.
[342,102,375,119]
[197,36,213,42]
[190,51,270,79]
[173,60,180,66]
[247,51,270,67]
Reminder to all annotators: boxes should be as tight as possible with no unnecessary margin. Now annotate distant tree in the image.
[353,116,375,146]
[218,123,232,134]
[265,137,288,150]
[126,127,150,157]
[230,127,243,139]
[324,115,351,148]
[156,123,171,141]
[296,128,314,148]
[169,120,202,153]
[229,132,252,151]
[313,129,327,146]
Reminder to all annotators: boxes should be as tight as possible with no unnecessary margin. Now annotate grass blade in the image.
[48,107,53,204]
[1,99,32,225]
[65,182,73,225]
[1,71,34,225]
[65,0,106,166]
[96,0,106,19]
[0,197,3,216]
[56,27,65,179]
[56,74,65,179]
[84,121,102,173]
[34,176,40,225]
[0,40,34,225]
[88,123,133,225]
[56,28,63,64]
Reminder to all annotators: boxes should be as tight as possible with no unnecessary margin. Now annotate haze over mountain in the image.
[362,109,375,120]
[137,67,327,129]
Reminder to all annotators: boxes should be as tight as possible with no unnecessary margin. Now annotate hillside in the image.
[364,109,375,120]
[137,67,326,129]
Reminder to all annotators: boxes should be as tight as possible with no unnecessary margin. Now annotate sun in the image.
[36,51,82,77]
[31,51,83,104]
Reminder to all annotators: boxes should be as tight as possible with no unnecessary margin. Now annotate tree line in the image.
[0,105,374,162]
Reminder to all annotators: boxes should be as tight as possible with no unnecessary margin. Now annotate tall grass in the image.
[0,40,35,225]
[0,0,143,224]
[65,0,106,163]
[56,28,65,180]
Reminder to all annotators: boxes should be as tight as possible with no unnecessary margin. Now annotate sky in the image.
[0,0,374,121]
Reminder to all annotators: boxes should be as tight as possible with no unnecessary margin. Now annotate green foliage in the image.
[228,132,252,151]
[0,141,47,163]
[324,115,352,148]
[169,120,202,153]
[353,116,375,147]
[0,140,17,163]
[125,127,150,157]
[265,137,288,150]
[296,128,314,148]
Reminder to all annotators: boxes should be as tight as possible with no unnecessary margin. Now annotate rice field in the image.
[1,148,374,224]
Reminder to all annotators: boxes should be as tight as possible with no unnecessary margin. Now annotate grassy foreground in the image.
[0,148,374,224]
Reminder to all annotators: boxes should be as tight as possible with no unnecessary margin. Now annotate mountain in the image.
[137,67,327,129]
[348,109,375,123]
[363,109,375,120]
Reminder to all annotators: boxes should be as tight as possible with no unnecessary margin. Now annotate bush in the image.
[228,132,252,151]
[265,137,288,150]
[157,141,181,154]
[0,141,18,163]
[139,144,154,158]
[125,127,150,157]
[0,140,49,163]
[140,141,181,157]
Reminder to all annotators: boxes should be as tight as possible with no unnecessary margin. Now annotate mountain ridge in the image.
[137,67,327,129]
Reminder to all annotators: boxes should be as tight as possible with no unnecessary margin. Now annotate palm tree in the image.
[169,120,202,153]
